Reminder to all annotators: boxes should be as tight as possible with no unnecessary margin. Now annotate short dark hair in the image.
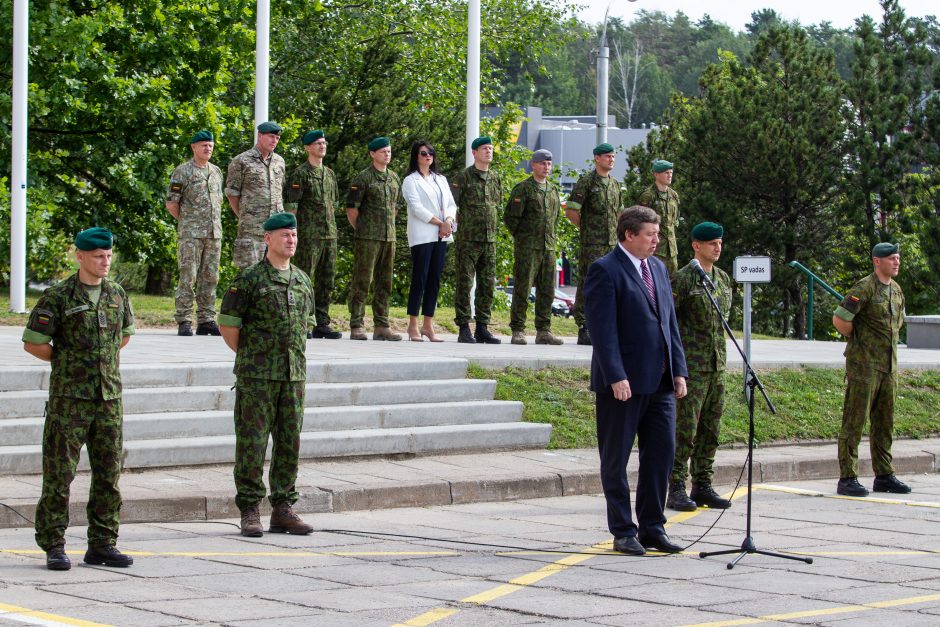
[617,205,660,241]
[407,140,440,176]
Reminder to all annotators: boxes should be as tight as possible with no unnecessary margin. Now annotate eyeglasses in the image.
[419,150,435,157]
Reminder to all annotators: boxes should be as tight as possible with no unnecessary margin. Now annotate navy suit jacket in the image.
[584,246,688,395]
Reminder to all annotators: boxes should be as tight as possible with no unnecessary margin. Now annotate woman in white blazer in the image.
[401,140,457,341]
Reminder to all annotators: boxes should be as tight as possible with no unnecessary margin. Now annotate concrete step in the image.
[0,421,550,474]
[0,378,496,420]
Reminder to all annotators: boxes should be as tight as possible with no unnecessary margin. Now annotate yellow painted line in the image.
[680,592,940,627]
[1,549,456,558]
[390,608,460,627]
[758,484,940,508]
[0,602,114,627]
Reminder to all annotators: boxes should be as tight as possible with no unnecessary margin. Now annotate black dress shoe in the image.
[837,477,869,497]
[873,474,911,494]
[612,536,645,556]
[638,533,683,554]
[46,547,71,571]
[690,483,732,509]
[195,321,222,336]
[666,483,697,512]
[84,545,133,567]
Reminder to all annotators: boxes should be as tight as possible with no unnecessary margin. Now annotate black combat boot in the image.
[690,483,732,509]
[177,321,193,336]
[474,323,501,344]
[666,483,697,512]
[457,324,476,344]
[577,326,592,346]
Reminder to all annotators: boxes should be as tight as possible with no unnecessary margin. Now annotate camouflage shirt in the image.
[22,273,135,400]
[504,177,561,252]
[673,262,732,373]
[166,159,224,239]
[225,147,286,240]
[218,258,314,382]
[834,273,905,378]
[346,166,401,242]
[284,161,339,240]
[450,165,502,243]
[637,184,680,269]
[566,170,622,246]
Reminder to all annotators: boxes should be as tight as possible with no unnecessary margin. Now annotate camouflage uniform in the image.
[167,159,224,324]
[218,258,314,511]
[346,166,401,329]
[504,177,561,332]
[22,274,135,551]
[284,161,339,327]
[566,170,622,327]
[833,274,905,478]
[637,184,680,276]
[225,147,286,269]
[671,262,732,486]
[450,165,502,326]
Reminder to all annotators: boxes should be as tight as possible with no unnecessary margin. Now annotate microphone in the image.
[690,258,715,290]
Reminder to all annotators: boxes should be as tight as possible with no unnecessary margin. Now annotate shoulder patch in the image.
[840,294,861,314]
[513,197,522,204]
[291,183,301,189]
[228,286,238,294]
[170,183,183,192]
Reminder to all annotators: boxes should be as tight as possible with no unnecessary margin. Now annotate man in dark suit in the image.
[584,205,689,556]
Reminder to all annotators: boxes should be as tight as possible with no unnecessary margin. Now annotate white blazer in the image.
[402,170,457,247]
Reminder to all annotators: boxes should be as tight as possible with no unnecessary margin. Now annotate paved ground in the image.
[3,474,940,626]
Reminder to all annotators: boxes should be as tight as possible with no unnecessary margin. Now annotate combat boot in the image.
[373,327,402,341]
[511,330,527,345]
[311,324,342,339]
[349,327,368,341]
[457,324,476,344]
[177,321,193,336]
[577,326,592,346]
[836,477,869,497]
[269,502,314,535]
[83,545,133,567]
[474,323,501,344]
[46,546,71,571]
[873,474,911,494]
[666,483,697,512]
[240,505,264,537]
[535,330,563,345]
[196,321,222,336]
[690,483,732,509]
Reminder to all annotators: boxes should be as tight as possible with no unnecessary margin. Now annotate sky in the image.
[574,0,938,31]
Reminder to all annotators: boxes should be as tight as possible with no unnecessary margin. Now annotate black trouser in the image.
[408,240,448,317]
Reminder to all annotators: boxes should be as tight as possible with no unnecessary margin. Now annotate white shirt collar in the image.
[617,242,647,277]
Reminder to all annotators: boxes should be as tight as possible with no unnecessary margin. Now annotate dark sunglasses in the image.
[419,150,435,157]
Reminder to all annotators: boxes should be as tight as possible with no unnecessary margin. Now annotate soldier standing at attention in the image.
[504,149,563,346]
[450,135,502,345]
[832,243,911,497]
[667,222,733,511]
[22,227,135,570]
[284,129,342,340]
[166,130,224,337]
[218,212,315,537]
[226,121,286,269]
[637,159,680,276]
[565,142,623,346]
[346,136,402,341]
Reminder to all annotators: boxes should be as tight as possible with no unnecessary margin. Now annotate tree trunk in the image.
[145,266,172,296]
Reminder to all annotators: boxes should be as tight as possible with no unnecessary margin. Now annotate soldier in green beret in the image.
[284,130,342,339]
[565,142,624,345]
[166,130,224,337]
[450,135,502,344]
[218,211,316,537]
[22,228,136,570]
[668,222,733,511]
[636,159,680,276]
[832,242,910,497]
[226,121,286,269]
[504,149,563,345]
[345,136,403,341]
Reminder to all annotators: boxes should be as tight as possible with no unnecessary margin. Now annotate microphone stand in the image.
[693,268,813,569]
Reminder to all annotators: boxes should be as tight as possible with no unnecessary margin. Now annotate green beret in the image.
[691,222,723,241]
[75,227,113,251]
[471,136,492,150]
[257,121,282,134]
[872,242,899,258]
[368,136,391,151]
[263,212,297,231]
[189,130,213,144]
[302,130,325,145]
[593,142,615,156]
[652,159,674,173]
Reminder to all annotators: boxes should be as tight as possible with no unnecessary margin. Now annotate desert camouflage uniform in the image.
[833,274,905,478]
[637,184,680,276]
[22,274,135,551]
[226,147,286,268]
[218,259,314,511]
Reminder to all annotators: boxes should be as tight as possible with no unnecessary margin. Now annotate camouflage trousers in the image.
[838,371,896,478]
[35,396,123,551]
[174,237,221,324]
[454,240,497,326]
[654,251,678,278]
[671,370,724,486]
[510,248,555,332]
[573,244,612,328]
[233,235,267,270]
[348,238,395,329]
[295,237,336,327]
[233,377,305,511]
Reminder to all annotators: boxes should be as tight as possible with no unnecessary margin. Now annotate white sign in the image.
[734,256,772,283]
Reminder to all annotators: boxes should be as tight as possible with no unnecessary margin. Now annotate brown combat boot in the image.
[535,330,563,345]
[269,502,314,535]
[240,505,264,537]
[373,326,402,341]
[349,327,368,341]
[510,330,527,345]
